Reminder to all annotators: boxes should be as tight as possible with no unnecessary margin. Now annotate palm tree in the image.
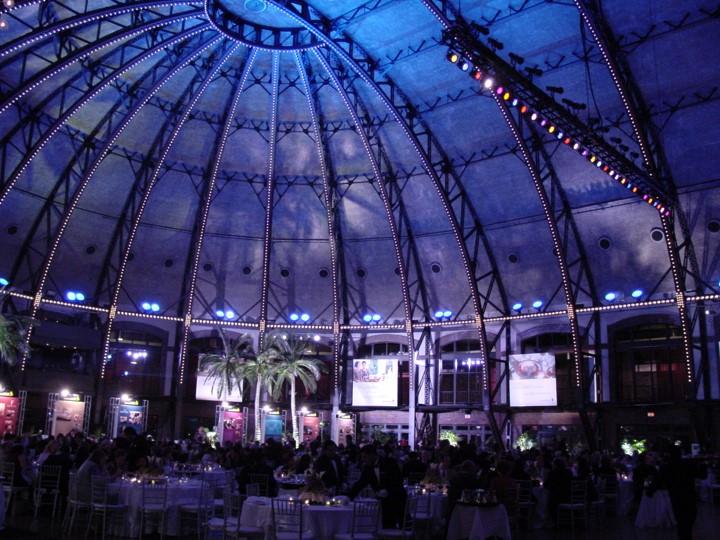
[238,345,277,442]
[264,332,327,447]
[198,328,255,400]
[0,291,39,389]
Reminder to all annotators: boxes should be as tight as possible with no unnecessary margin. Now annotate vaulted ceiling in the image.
[1,0,719,336]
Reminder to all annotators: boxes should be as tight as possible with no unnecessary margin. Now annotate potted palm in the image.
[0,289,38,388]
[198,328,255,400]
[264,332,326,448]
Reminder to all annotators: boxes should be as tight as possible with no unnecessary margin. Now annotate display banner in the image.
[0,395,20,436]
[509,352,557,406]
[263,410,284,442]
[352,358,398,406]
[222,409,244,444]
[52,398,86,436]
[116,402,144,437]
[337,413,355,442]
[300,413,320,443]
[195,354,245,401]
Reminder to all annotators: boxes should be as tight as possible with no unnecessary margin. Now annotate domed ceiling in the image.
[1,1,719,338]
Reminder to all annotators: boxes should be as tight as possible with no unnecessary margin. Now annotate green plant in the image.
[439,429,459,447]
[514,431,538,451]
[371,426,394,445]
[620,438,647,456]
[199,329,255,400]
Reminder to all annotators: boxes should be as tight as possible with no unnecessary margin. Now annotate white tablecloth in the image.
[634,489,676,529]
[240,497,355,540]
[446,503,511,540]
[109,478,204,537]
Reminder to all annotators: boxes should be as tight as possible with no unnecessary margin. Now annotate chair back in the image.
[410,491,432,519]
[517,480,533,504]
[248,473,270,496]
[351,499,380,534]
[68,470,80,502]
[272,498,305,535]
[142,480,168,509]
[600,474,619,495]
[1,461,14,489]
[569,479,588,504]
[38,464,62,492]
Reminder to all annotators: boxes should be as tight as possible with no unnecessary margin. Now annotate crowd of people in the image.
[0,428,714,538]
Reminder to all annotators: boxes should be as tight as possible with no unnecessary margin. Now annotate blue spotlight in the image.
[604,292,617,302]
[443,310,452,318]
[141,302,151,311]
[0,278,8,286]
[76,292,85,301]
[289,313,299,322]
[631,289,643,299]
[363,314,373,323]
[434,310,444,318]
[150,303,160,312]
[216,310,226,318]
[300,313,310,322]
[225,310,235,319]
[372,314,381,322]
[532,300,543,309]
[512,302,523,312]
[66,291,76,301]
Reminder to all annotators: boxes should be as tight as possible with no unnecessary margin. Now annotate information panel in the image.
[221,409,244,444]
[351,358,398,407]
[0,395,20,436]
[116,403,145,436]
[52,398,86,436]
[509,352,557,407]
[263,411,284,442]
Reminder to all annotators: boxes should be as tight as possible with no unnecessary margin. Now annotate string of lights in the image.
[442,26,672,216]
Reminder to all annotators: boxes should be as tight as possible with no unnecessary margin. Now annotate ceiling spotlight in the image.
[446,49,459,63]
[469,67,483,80]
[141,302,151,311]
[604,292,617,302]
[532,300,543,310]
[0,277,8,286]
[458,59,470,72]
[434,310,444,318]
[546,85,564,95]
[508,52,525,65]
[631,289,644,299]
[216,310,226,318]
[0,18,8,31]
[150,303,160,312]
[512,302,523,312]
[289,313,299,321]
[483,77,495,89]
[525,66,543,78]
[225,310,235,319]
[470,22,490,36]
[3,0,16,6]
[371,314,381,322]
[300,313,310,322]
[362,314,373,323]
[488,37,504,50]
[443,310,452,318]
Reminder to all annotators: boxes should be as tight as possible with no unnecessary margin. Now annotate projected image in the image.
[352,358,398,407]
[509,353,557,406]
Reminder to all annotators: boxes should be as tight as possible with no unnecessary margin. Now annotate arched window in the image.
[438,339,498,406]
[611,322,686,402]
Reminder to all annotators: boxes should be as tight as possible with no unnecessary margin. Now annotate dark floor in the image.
[2,495,719,539]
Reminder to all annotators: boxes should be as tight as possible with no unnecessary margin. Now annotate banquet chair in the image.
[2,459,30,516]
[599,474,619,514]
[587,477,607,526]
[34,464,62,518]
[62,470,91,536]
[139,480,169,540]
[334,499,380,540]
[86,475,127,540]
[221,492,265,540]
[376,495,417,539]
[409,491,433,539]
[179,478,214,539]
[245,483,261,497]
[248,473,272,497]
[516,479,535,529]
[557,479,588,534]
[271,498,315,540]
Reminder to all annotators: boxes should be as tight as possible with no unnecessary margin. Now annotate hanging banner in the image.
[0,394,20,436]
[352,358,398,406]
[116,402,145,437]
[509,352,558,407]
[52,397,86,436]
[222,409,244,444]
[337,413,355,443]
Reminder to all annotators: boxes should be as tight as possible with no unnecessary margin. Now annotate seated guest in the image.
[77,449,109,502]
[401,451,428,483]
[313,440,345,495]
[544,457,573,518]
[489,460,518,515]
[448,460,482,509]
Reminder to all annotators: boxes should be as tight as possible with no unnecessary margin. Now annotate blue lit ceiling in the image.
[1,0,719,333]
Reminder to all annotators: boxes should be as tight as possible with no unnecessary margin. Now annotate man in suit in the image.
[313,439,345,495]
[349,444,407,528]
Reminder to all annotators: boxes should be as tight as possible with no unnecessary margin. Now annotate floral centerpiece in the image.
[421,463,444,491]
[298,469,329,504]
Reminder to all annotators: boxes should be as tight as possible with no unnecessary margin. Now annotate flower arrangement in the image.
[421,463,444,489]
[298,469,329,504]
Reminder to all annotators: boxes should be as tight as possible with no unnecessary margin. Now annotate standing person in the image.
[660,446,707,540]
[349,444,407,529]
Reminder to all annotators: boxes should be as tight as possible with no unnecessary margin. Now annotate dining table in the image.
[240,496,357,540]
[108,476,205,537]
[445,501,511,540]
